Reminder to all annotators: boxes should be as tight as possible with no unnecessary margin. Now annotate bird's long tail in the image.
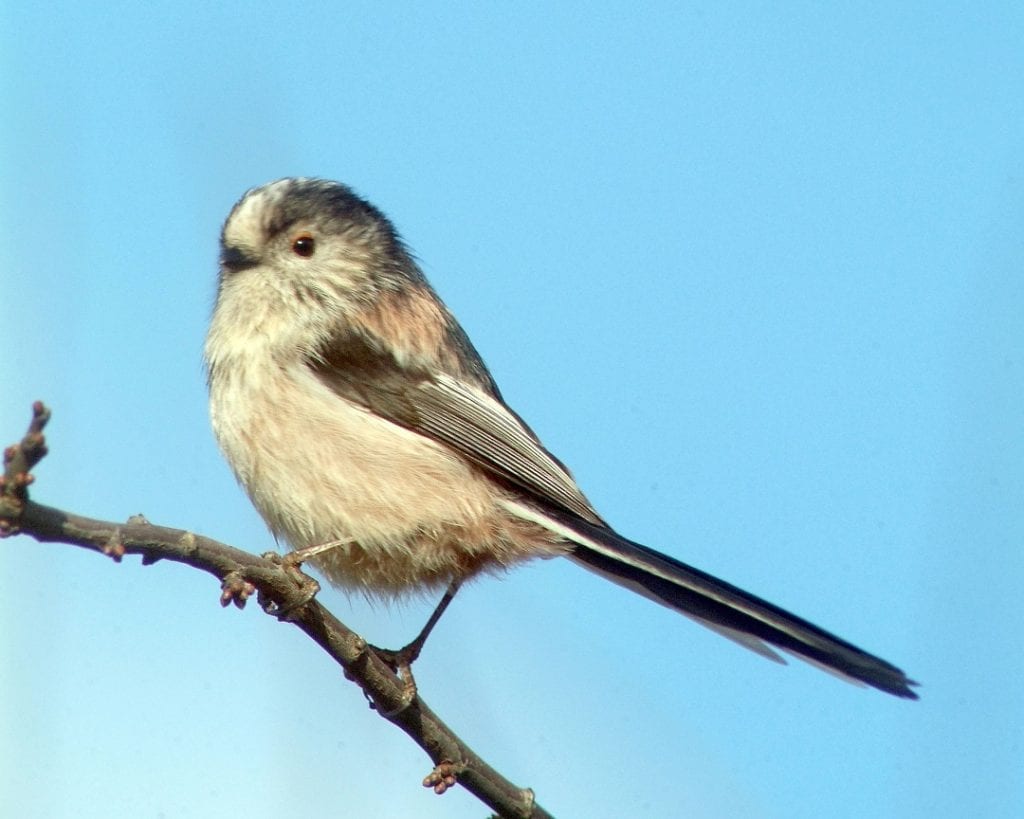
[507,500,918,699]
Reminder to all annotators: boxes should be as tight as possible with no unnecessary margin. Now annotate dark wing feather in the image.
[308,331,605,525]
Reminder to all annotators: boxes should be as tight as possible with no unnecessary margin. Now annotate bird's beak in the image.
[220,244,259,273]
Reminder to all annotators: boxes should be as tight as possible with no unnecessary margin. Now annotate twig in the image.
[1,403,552,819]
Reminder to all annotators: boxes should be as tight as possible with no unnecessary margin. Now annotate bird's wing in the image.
[306,332,605,525]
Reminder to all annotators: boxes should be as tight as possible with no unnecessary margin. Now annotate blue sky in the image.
[2,3,1022,817]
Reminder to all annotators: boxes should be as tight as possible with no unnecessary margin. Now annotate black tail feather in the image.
[551,510,918,699]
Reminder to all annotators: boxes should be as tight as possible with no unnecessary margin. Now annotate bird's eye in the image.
[292,233,316,257]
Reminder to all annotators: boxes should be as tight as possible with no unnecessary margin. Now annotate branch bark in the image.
[1,403,553,819]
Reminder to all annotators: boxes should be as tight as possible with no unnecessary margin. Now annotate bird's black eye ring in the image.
[292,232,316,258]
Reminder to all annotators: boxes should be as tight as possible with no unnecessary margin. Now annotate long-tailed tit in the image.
[204,177,917,698]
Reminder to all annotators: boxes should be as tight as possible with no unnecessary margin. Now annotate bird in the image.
[204,177,917,699]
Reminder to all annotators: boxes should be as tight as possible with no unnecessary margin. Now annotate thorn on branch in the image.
[103,529,126,562]
[423,760,463,795]
[0,402,52,536]
[221,571,256,608]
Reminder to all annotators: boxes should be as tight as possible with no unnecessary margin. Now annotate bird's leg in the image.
[285,538,352,566]
[372,579,463,688]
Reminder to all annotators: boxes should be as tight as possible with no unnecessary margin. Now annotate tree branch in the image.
[1,403,553,819]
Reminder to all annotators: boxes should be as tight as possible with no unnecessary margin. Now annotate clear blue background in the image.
[2,3,1021,817]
